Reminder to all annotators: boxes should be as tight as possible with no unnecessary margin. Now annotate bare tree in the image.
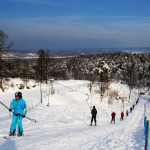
[122,59,137,101]
[45,50,52,83]
[0,29,13,91]
[35,49,51,83]
[20,60,30,88]
[92,61,110,101]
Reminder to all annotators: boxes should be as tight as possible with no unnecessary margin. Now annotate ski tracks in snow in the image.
[0,81,148,150]
[72,98,145,150]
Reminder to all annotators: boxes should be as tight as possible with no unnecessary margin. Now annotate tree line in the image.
[0,29,150,93]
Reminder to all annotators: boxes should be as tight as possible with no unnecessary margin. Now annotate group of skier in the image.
[90,96,140,126]
[0,90,141,135]
[111,111,124,123]
[111,97,140,124]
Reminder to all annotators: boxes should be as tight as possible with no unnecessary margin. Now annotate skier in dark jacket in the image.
[130,107,132,113]
[90,106,97,126]
[136,99,139,105]
[132,104,135,110]
[126,110,129,117]
[111,112,116,124]
[120,112,124,120]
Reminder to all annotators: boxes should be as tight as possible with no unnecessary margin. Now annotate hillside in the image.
[0,79,149,150]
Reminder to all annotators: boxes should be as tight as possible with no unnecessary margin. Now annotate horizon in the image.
[8,47,150,54]
[0,0,150,50]
[11,46,150,51]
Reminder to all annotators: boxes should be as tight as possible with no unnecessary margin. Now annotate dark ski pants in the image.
[111,117,115,123]
[120,116,124,120]
[91,116,96,124]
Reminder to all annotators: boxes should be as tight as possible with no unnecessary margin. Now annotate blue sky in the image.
[0,0,150,50]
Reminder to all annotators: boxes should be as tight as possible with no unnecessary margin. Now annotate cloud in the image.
[1,16,150,49]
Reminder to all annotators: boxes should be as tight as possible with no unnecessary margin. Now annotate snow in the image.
[144,93,150,121]
[0,79,149,150]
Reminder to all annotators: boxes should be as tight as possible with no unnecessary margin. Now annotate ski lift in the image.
[51,89,55,95]
[49,79,55,95]
[47,79,55,106]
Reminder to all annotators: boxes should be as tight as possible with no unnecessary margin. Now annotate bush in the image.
[18,84,24,89]
[11,83,15,88]
[108,90,119,105]
[32,85,36,88]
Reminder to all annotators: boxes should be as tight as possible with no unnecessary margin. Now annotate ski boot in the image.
[90,122,92,126]
[9,132,16,136]
[17,132,24,137]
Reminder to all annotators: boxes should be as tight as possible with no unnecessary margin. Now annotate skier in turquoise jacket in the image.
[9,92,27,136]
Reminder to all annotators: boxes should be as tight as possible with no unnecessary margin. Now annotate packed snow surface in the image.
[0,80,149,150]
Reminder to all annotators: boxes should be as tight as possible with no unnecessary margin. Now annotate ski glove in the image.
[9,109,12,112]
[22,115,25,118]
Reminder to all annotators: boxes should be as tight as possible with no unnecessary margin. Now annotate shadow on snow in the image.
[0,139,17,150]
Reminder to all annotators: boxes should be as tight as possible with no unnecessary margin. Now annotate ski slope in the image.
[0,80,149,150]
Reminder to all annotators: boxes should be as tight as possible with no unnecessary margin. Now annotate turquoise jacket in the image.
[10,98,27,116]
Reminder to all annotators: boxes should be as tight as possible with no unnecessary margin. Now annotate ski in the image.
[3,134,24,139]
[3,136,17,139]
[2,134,34,139]
[87,124,97,127]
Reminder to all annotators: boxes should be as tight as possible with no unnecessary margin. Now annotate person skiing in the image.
[136,100,138,105]
[136,98,139,104]
[90,106,97,126]
[126,110,129,117]
[130,107,132,113]
[9,92,27,136]
[120,112,124,120]
[111,112,116,124]
[132,104,135,110]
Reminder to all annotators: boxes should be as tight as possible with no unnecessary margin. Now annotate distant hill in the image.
[2,47,150,59]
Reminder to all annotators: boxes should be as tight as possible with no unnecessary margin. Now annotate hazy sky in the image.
[0,0,150,50]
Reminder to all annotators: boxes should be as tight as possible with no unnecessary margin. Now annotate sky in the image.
[0,0,150,50]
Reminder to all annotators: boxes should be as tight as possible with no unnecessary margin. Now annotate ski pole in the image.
[0,101,9,110]
[0,101,12,118]
[25,116,38,123]
[0,101,38,123]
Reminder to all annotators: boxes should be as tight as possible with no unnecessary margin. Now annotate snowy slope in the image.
[0,80,149,150]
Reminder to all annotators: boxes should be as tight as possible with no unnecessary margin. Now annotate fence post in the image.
[145,117,147,135]
[148,124,150,150]
[145,120,149,150]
